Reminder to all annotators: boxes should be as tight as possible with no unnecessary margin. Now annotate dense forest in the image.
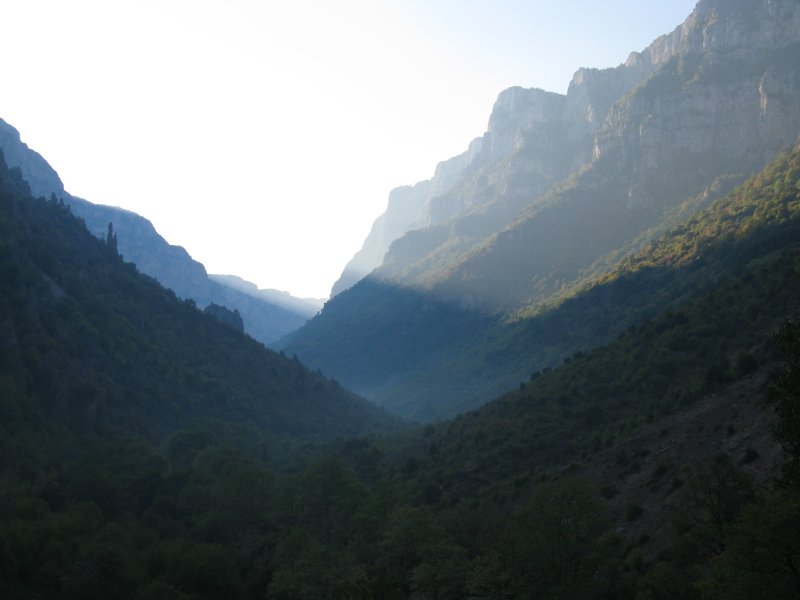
[2,133,800,598]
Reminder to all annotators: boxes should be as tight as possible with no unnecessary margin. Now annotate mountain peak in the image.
[0,118,66,199]
[0,118,318,344]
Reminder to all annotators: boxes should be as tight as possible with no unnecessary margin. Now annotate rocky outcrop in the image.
[339,0,800,304]
[0,119,66,199]
[482,87,564,160]
[0,118,314,344]
[387,0,800,310]
[593,1,800,177]
[330,137,487,297]
[331,180,432,296]
[332,87,575,296]
[337,54,660,295]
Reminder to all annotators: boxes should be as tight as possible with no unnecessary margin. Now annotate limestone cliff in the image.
[338,0,800,308]
[330,138,483,296]
[335,45,659,295]
[384,0,800,310]
[285,0,800,419]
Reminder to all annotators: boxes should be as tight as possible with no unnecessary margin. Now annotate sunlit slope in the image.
[407,145,800,492]
[284,137,800,421]
[386,140,800,420]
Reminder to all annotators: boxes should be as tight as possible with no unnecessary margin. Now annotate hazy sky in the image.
[2,0,697,298]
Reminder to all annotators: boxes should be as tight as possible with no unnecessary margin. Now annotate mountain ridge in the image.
[0,118,317,344]
[0,148,395,440]
[282,0,800,420]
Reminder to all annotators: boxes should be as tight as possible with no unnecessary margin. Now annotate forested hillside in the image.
[3,1,800,597]
[2,127,800,599]
[0,124,800,599]
[0,151,393,442]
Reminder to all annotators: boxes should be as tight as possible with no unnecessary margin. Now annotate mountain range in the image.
[0,151,394,441]
[0,118,321,345]
[2,132,798,598]
[3,1,800,597]
[281,0,800,421]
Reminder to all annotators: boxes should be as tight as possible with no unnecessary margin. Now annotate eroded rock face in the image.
[332,88,572,296]
[426,0,800,312]
[283,0,800,420]
[332,18,658,296]
[0,119,65,199]
[483,87,565,160]
[331,180,433,296]
[338,0,800,309]
[335,0,800,305]
[330,137,487,297]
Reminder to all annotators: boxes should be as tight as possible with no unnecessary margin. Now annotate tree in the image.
[700,491,800,599]
[105,222,118,255]
[676,453,754,558]
[771,320,800,489]
[502,479,612,598]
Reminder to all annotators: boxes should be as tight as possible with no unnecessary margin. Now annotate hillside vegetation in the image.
[0,152,394,443]
[3,134,800,598]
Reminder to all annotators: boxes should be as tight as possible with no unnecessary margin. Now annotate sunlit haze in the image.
[1,0,696,298]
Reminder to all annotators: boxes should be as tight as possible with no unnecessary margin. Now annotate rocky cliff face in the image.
[0,119,66,199]
[331,180,432,296]
[336,46,661,296]
[383,0,800,311]
[330,137,485,297]
[285,0,800,418]
[339,0,800,306]
[0,118,313,344]
[332,86,573,297]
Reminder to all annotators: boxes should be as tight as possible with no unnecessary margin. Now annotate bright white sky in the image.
[1,0,697,298]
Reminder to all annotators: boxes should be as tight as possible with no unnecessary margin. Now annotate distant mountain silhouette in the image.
[0,148,395,439]
[0,118,320,344]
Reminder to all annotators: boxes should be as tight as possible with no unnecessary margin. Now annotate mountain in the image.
[208,273,322,318]
[0,149,395,441]
[2,140,798,600]
[203,302,245,332]
[281,0,800,420]
[0,118,319,344]
[331,136,484,296]
[418,139,800,488]
[5,3,800,595]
